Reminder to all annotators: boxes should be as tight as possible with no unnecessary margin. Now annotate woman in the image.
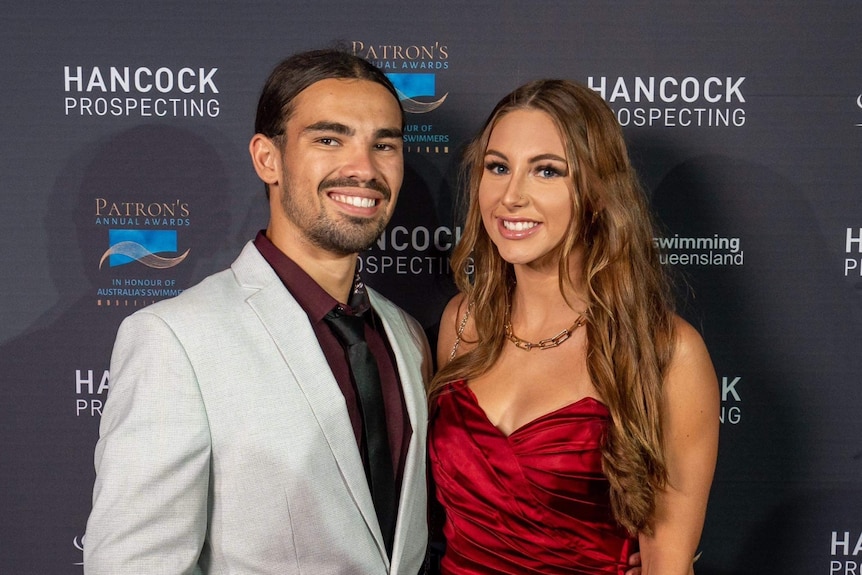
[429,79,719,574]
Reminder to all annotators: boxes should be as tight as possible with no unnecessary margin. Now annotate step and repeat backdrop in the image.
[1,2,860,573]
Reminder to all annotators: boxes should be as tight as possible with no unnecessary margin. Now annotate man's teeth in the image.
[503,220,538,231]
[332,194,376,208]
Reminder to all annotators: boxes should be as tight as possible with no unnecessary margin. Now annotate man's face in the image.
[272,78,404,257]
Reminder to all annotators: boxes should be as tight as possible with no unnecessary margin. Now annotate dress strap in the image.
[448,301,472,363]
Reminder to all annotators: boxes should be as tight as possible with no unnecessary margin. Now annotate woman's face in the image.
[478,108,576,270]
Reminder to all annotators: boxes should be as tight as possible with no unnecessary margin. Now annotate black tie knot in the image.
[325,309,366,346]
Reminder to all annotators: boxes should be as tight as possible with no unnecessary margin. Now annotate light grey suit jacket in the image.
[84,242,431,574]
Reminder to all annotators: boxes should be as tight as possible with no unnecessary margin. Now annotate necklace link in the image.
[504,314,586,351]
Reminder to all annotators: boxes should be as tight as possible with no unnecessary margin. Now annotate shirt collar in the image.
[346,272,371,316]
[253,230,370,321]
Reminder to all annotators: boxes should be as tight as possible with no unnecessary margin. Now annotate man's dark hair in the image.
[254,48,403,139]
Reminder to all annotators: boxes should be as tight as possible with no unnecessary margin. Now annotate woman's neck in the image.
[509,263,588,332]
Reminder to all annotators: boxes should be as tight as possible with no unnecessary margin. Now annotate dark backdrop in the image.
[1,2,860,572]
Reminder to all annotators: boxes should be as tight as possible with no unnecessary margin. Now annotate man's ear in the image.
[249,134,281,186]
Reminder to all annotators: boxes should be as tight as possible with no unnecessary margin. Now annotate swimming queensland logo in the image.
[353,41,452,154]
[93,197,191,308]
[655,233,745,266]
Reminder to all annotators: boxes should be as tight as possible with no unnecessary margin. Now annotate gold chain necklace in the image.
[504,311,586,351]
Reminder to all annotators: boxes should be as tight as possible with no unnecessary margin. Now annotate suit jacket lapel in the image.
[369,290,430,568]
[369,292,426,448]
[231,243,385,556]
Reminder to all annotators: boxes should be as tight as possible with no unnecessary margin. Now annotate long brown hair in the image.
[430,79,675,535]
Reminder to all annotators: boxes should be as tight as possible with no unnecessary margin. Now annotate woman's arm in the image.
[639,316,720,575]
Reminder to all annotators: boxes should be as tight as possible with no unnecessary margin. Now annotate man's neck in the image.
[265,226,358,304]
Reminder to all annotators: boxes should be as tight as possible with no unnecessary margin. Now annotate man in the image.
[84,49,431,574]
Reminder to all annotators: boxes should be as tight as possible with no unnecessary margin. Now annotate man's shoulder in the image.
[129,242,270,323]
[122,267,236,330]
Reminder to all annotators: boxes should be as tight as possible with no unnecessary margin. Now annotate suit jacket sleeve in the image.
[84,311,210,575]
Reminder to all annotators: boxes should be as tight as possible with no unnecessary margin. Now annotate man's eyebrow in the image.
[303,121,353,136]
[376,127,403,139]
[302,122,402,140]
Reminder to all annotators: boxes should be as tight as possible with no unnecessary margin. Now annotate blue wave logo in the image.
[386,73,447,114]
[99,229,189,269]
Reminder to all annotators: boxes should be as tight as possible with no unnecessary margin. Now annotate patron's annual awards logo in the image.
[352,40,452,154]
[94,197,191,308]
[64,65,221,118]
[99,229,189,270]
[589,75,747,128]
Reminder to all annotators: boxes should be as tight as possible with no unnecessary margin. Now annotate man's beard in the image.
[280,176,392,256]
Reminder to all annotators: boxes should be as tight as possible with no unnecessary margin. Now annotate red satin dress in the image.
[429,380,636,574]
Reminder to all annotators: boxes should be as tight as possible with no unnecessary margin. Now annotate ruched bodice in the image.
[429,380,635,574]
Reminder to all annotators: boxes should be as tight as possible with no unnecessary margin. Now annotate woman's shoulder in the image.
[665,314,720,411]
[441,292,468,323]
[670,315,711,367]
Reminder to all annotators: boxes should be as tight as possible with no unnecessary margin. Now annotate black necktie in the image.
[325,308,396,557]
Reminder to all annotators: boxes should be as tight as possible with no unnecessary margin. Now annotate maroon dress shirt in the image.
[252,231,412,493]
